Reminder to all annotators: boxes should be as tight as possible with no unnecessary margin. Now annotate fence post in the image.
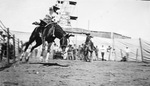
[13,34,16,62]
[20,40,23,53]
[7,28,10,64]
[111,32,114,61]
[0,31,2,62]
[17,39,19,55]
[139,38,144,62]
[120,49,123,58]
[136,49,138,62]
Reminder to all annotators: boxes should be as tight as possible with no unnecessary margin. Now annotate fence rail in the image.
[0,20,23,64]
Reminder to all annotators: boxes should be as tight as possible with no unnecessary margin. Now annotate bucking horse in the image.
[20,20,74,62]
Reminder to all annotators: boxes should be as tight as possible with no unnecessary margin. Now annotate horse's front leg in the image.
[41,36,45,56]
[20,43,29,61]
[45,42,53,62]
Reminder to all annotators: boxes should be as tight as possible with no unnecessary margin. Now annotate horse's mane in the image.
[53,23,66,34]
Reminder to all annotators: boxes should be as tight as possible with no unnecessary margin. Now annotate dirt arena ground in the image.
[0,58,150,86]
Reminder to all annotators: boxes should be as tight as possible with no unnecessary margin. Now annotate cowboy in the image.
[32,5,60,37]
[85,33,93,45]
[43,6,60,37]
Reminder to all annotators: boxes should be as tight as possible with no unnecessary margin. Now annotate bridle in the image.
[59,34,69,48]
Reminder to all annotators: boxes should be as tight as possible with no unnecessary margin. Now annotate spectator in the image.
[107,46,112,60]
[101,45,106,61]
[73,44,77,60]
[125,46,130,61]
[62,45,68,60]
[78,44,84,60]
[52,43,58,59]
[112,48,116,61]
[67,45,73,60]
[77,45,82,60]
[95,46,99,60]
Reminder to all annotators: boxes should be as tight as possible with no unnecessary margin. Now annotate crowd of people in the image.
[32,40,130,62]
[52,43,85,60]
[50,43,130,62]
[50,43,118,61]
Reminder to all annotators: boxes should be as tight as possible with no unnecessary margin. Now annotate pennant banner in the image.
[70,16,78,20]
[53,6,60,11]
[57,0,64,4]
[69,1,77,5]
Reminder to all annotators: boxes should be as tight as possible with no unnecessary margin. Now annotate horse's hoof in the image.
[25,58,29,62]
[20,58,22,61]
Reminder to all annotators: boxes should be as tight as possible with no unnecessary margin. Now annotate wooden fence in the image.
[0,20,23,64]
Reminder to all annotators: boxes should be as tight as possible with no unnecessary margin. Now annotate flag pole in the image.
[88,20,90,31]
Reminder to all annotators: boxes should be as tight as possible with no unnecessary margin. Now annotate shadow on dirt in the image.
[0,63,13,71]
[29,62,69,67]
[140,64,150,67]
[3,81,19,86]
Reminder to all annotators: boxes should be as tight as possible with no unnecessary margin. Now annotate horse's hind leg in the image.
[30,42,42,53]
[25,41,42,62]
[20,40,34,62]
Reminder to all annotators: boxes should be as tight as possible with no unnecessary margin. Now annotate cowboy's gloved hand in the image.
[32,21,40,25]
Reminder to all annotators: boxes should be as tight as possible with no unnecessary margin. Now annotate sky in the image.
[0,0,150,41]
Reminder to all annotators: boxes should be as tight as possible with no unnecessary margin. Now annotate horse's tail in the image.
[29,27,39,40]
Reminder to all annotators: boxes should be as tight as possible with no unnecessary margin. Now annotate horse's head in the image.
[60,33,74,51]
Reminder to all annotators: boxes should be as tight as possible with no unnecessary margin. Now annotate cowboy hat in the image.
[85,33,90,35]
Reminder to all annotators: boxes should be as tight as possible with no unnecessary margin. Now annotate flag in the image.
[70,16,78,20]
[69,1,77,5]
[57,0,64,4]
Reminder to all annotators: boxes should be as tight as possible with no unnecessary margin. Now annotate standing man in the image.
[107,46,112,60]
[73,44,77,60]
[101,45,106,61]
[95,46,99,60]
[67,45,73,60]
[52,43,58,59]
[125,46,130,61]
[80,44,84,60]
[112,48,116,61]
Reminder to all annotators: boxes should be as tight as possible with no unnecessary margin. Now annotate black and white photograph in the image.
[0,0,150,86]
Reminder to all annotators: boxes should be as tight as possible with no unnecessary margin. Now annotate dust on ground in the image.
[0,58,150,86]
